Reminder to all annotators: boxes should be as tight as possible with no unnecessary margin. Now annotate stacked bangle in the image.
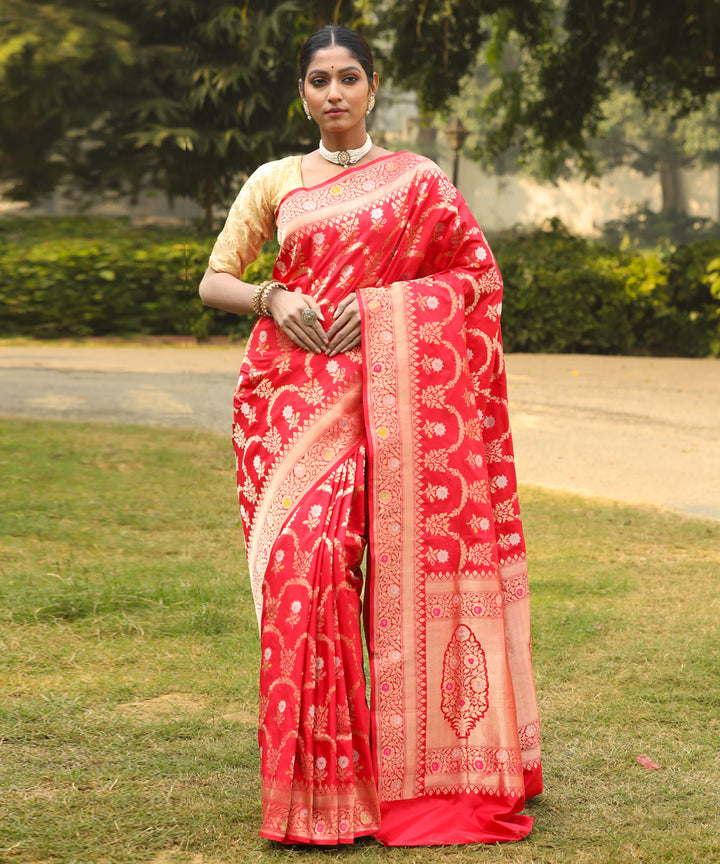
[252,280,286,317]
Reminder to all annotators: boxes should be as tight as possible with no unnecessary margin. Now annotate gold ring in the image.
[301,308,318,327]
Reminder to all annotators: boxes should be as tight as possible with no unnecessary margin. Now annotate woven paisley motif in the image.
[441,624,489,737]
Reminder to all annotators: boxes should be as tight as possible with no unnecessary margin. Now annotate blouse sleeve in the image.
[208,162,279,279]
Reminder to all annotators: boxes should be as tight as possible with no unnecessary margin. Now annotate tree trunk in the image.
[659,158,686,213]
[204,176,214,231]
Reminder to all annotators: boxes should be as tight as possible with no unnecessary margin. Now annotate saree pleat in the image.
[231,151,542,845]
[257,444,380,843]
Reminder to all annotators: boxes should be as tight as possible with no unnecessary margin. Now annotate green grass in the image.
[1,418,718,864]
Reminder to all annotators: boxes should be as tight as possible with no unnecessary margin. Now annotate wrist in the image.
[264,286,284,317]
[255,280,286,317]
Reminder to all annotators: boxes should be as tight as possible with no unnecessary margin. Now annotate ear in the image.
[298,79,304,99]
[370,71,379,97]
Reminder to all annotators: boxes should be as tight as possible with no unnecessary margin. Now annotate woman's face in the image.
[299,45,377,138]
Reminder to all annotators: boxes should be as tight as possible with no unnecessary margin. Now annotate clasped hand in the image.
[266,289,361,357]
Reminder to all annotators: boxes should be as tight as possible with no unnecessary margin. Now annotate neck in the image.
[319,133,373,168]
[319,129,369,152]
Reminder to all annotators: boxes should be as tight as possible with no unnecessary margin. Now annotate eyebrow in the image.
[308,65,362,76]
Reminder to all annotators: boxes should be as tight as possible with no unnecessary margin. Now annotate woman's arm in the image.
[198,266,256,315]
[198,266,328,354]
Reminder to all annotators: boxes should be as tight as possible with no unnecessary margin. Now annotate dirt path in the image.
[1,343,718,520]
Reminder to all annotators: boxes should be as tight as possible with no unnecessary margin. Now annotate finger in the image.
[333,296,353,319]
[271,307,321,352]
[311,319,329,345]
[328,333,361,357]
[301,305,329,348]
[302,320,328,351]
[287,309,326,351]
[287,331,320,353]
[326,318,353,346]
[325,320,341,340]
[301,297,326,329]
[284,322,322,353]
[327,324,361,356]
[326,308,359,340]
[309,299,326,322]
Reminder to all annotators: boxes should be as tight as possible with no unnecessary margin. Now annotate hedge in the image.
[0,217,239,340]
[1,217,719,356]
[495,221,720,356]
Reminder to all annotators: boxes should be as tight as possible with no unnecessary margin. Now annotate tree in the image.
[0,0,370,226]
[380,1,720,176]
[440,46,720,215]
[0,0,135,201]
[591,91,720,214]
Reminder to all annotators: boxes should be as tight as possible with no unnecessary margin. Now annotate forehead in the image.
[305,45,361,73]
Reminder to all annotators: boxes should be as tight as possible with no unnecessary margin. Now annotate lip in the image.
[325,108,346,116]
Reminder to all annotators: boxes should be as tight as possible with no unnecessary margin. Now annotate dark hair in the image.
[298,25,374,83]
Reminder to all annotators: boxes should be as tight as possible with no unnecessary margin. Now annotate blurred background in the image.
[2,0,719,355]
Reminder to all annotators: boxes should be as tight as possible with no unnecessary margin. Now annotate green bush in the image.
[495,220,720,357]
[0,218,276,340]
[496,221,637,354]
[1,217,718,355]
[656,241,720,356]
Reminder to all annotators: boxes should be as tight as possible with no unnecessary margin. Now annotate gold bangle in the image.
[258,280,286,317]
[251,284,264,316]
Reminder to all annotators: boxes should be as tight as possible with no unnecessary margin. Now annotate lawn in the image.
[0,418,718,864]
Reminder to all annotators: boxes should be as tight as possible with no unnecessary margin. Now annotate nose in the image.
[328,79,341,102]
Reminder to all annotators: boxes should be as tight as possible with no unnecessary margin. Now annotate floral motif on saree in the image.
[232,151,542,846]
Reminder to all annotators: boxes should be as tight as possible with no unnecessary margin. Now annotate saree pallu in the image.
[233,152,542,846]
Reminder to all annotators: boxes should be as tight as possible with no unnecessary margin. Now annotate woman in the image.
[199,24,542,847]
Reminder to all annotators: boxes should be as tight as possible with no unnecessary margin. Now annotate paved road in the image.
[1,343,718,520]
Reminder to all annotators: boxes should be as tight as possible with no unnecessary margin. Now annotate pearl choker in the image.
[319,134,373,168]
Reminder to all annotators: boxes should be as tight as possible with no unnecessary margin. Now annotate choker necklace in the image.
[319,134,372,168]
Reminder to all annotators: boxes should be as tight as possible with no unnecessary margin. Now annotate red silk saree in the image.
[232,151,542,846]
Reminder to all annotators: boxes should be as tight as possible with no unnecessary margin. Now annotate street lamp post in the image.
[445,117,469,187]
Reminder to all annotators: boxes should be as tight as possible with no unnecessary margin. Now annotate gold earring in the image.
[303,98,312,120]
[366,93,376,115]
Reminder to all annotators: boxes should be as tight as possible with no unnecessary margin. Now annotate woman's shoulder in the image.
[389,151,450,183]
[412,152,449,179]
[241,155,304,210]
[247,155,303,187]
[251,154,303,180]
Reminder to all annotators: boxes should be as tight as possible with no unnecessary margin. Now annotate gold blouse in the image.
[208,155,304,278]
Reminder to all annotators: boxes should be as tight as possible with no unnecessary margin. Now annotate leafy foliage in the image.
[588,91,720,213]
[0,217,274,339]
[1,217,718,356]
[495,220,720,356]
[377,1,552,113]
[382,1,720,176]
[496,220,638,354]
[0,0,136,200]
[3,1,720,218]
[0,1,365,223]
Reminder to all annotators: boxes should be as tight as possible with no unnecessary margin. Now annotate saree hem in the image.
[374,792,533,846]
[261,827,379,846]
[523,762,544,799]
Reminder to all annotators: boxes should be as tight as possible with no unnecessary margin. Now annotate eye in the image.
[310,77,327,87]
[342,75,360,84]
